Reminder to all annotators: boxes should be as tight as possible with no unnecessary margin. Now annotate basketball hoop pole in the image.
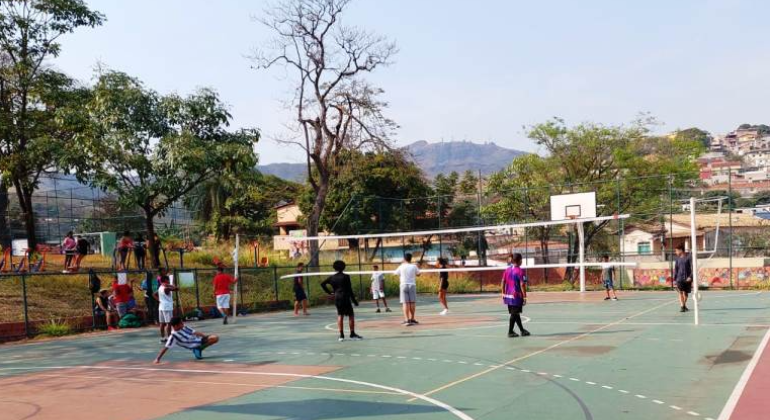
[689,197,700,325]
[577,220,586,292]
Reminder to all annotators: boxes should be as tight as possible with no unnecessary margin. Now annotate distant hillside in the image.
[404,140,525,178]
[259,140,526,181]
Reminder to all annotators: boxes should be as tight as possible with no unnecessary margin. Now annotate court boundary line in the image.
[0,365,475,420]
[408,298,675,401]
[717,326,770,420]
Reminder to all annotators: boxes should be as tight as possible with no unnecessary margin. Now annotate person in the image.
[155,274,178,343]
[601,254,619,301]
[134,234,146,270]
[674,243,693,313]
[394,253,420,326]
[320,260,361,342]
[74,235,89,271]
[370,265,391,313]
[111,277,134,319]
[140,272,159,325]
[154,317,219,363]
[151,233,163,268]
[293,262,310,316]
[437,258,450,315]
[117,231,133,270]
[501,253,530,338]
[61,231,77,271]
[94,289,118,330]
[213,265,237,324]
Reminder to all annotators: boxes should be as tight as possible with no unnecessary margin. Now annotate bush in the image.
[37,319,73,337]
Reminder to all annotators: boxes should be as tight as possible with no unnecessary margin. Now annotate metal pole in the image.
[438,196,443,259]
[233,234,239,322]
[690,197,700,325]
[728,170,734,288]
[193,268,200,311]
[668,175,674,290]
[578,222,586,292]
[273,265,279,302]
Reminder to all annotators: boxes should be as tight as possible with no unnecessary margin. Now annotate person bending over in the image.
[154,317,219,363]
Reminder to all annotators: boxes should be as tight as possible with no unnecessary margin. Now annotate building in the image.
[272,202,349,255]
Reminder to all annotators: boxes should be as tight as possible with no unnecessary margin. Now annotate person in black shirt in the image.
[674,243,693,313]
[437,258,449,315]
[74,235,90,271]
[320,260,361,342]
[134,234,146,270]
[293,262,309,316]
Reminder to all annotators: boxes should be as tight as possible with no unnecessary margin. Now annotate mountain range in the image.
[258,140,526,182]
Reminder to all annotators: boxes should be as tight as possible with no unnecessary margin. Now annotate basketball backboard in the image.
[550,192,597,221]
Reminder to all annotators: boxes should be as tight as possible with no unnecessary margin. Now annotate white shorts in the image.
[216,294,231,309]
[158,310,173,323]
[399,284,416,304]
[372,289,385,300]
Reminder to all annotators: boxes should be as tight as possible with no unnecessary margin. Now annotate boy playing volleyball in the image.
[502,253,530,338]
[154,317,219,363]
[371,265,391,313]
[601,254,618,301]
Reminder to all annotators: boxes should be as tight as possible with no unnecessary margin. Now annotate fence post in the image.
[273,266,279,302]
[90,269,97,330]
[193,268,201,311]
[21,273,30,338]
[728,171,734,289]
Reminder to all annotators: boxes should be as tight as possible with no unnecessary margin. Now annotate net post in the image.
[575,217,586,292]
[690,197,699,326]
[233,234,239,324]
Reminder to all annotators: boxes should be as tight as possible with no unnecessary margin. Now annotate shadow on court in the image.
[189,398,464,419]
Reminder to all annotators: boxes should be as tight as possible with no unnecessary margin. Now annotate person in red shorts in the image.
[213,264,237,325]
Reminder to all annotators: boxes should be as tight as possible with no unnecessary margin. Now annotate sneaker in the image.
[520,330,531,337]
[223,317,228,325]
[350,333,363,341]
[338,336,345,342]
[410,319,419,325]
[680,307,686,313]
[192,348,203,360]
[508,332,519,338]
[612,297,618,301]
[401,320,410,325]
[439,309,448,316]
[304,312,310,316]
[385,308,392,312]
[405,321,415,327]
[604,297,611,300]
[376,308,381,313]
[684,306,690,312]
[107,326,117,331]
[160,337,167,344]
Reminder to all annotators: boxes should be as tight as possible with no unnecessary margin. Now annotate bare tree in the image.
[254,0,397,266]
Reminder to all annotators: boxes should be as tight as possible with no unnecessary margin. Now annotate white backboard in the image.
[550,192,597,221]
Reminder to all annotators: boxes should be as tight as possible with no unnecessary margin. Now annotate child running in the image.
[293,262,309,316]
[154,317,219,363]
[501,253,530,338]
[437,258,449,315]
[320,260,362,342]
[601,254,618,301]
[213,264,237,324]
[371,265,391,313]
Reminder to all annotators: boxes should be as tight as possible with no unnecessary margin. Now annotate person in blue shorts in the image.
[601,254,618,301]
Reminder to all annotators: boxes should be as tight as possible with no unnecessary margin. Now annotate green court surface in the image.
[1,290,768,420]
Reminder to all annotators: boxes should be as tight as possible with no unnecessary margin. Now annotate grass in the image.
[36,319,74,337]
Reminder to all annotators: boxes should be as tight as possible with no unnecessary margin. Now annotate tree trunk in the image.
[145,209,159,269]
[0,179,9,248]
[13,180,38,251]
[307,181,329,267]
[368,237,382,261]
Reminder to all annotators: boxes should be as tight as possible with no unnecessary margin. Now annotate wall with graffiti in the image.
[633,264,770,288]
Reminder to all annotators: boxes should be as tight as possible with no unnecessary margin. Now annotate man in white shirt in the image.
[371,265,391,313]
[394,253,420,326]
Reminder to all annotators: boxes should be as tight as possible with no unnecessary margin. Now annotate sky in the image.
[54,0,770,164]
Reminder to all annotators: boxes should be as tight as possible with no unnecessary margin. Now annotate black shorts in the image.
[294,289,307,301]
[440,280,449,291]
[335,299,354,316]
[677,281,692,294]
[507,305,523,315]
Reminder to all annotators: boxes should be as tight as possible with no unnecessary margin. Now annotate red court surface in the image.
[722,329,770,420]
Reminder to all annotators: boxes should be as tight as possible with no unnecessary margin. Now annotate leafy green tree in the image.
[83,71,259,266]
[190,169,302,240]
[300,150,431,259]
[0,0,103,249]
[673,127,712,149]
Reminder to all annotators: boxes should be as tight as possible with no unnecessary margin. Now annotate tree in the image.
[83,71,259,267]
[255,0,397,266]
[190,169,302,240]
[673,127,712,149]
[299,149,431,259]
[0,0,103,249]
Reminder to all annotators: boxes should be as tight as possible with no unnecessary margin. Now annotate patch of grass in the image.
[37,319,73,337]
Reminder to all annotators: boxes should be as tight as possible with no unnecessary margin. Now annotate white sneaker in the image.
[338,337,345,342]
[440,309,448,316]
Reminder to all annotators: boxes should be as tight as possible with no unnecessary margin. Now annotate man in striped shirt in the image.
[154,317,219,363]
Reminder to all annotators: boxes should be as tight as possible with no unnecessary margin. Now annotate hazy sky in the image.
[55,0,770,164]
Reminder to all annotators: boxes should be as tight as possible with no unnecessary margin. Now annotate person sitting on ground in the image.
[95,289,118,330]
[293,262,310,316]
[320,260,362,342]
[370,265,391,313]
[117,231,134,270]
[111,277,134,319]
[154,317,219,363]
[674,243,693,313]
[601,254,619,301]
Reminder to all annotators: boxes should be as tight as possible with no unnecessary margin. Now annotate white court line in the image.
[717,325,770,420]
[0,365,475,420]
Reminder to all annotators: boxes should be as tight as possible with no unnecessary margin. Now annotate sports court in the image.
[2,290,769,420]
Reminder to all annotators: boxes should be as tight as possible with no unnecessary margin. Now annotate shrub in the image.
[37,319,73,337]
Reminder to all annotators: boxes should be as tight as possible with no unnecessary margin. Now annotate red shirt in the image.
[112,281,133,304]
[213,273,236,296]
